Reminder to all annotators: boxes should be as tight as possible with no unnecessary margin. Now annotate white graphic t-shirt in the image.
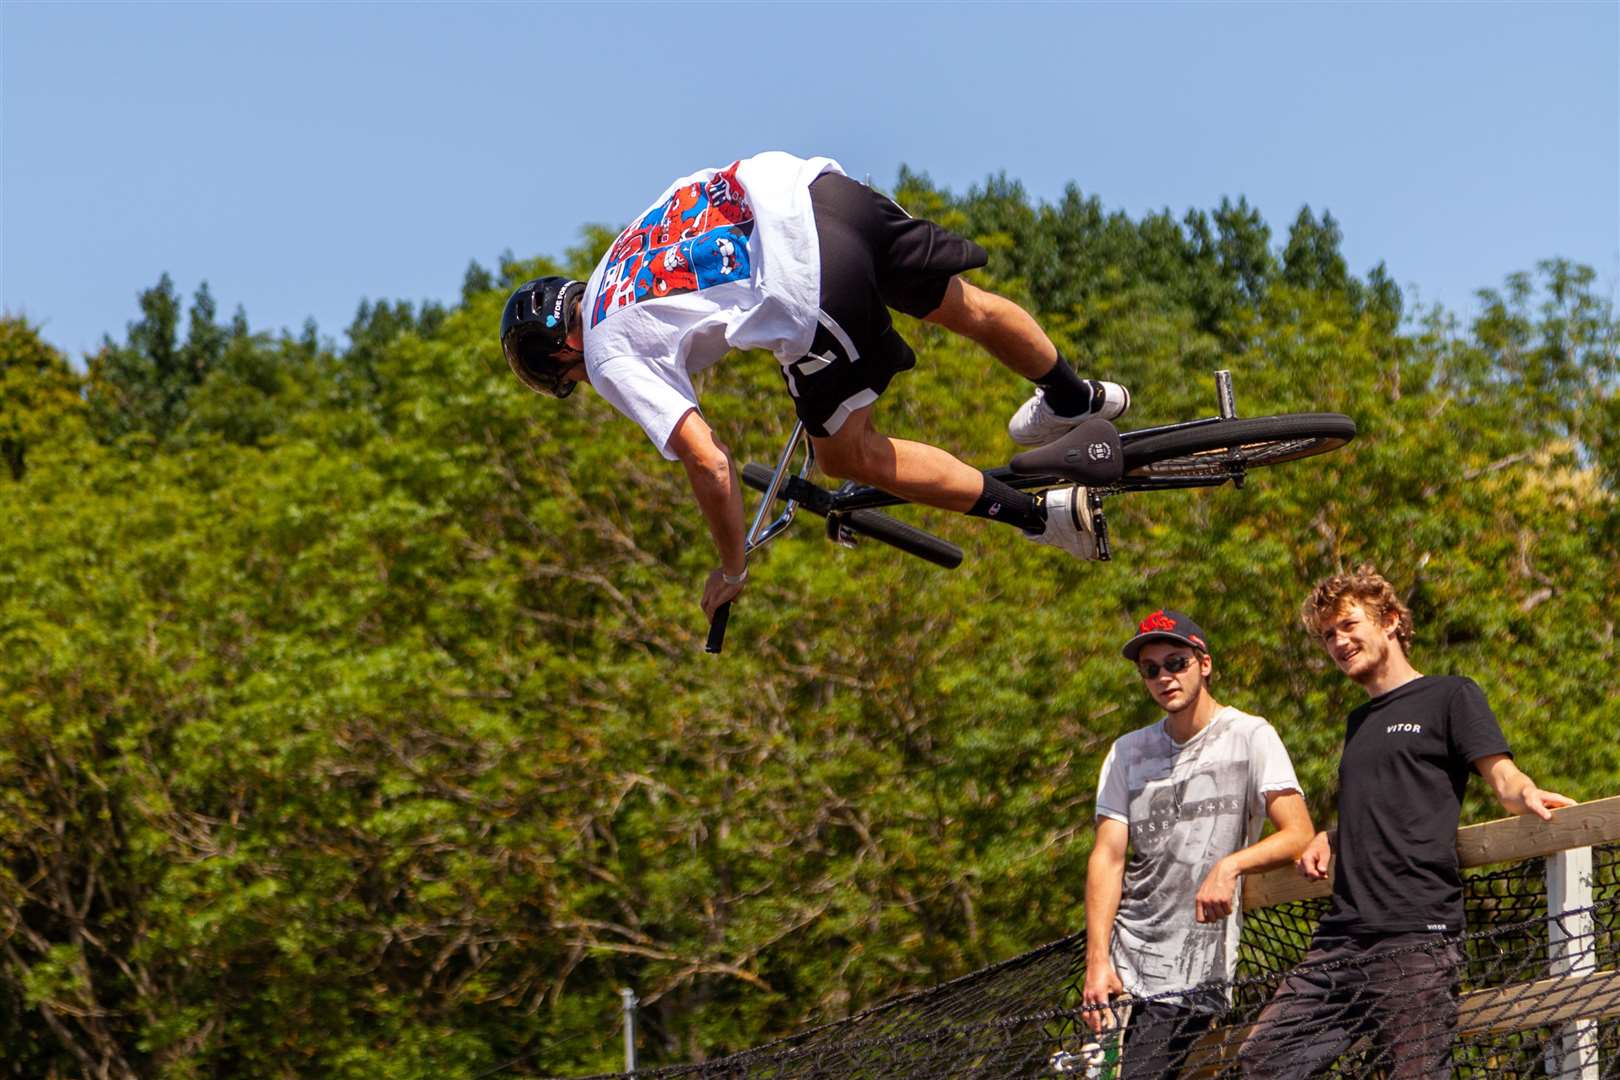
[581,151,844,459]
[1094,706,1302,1006]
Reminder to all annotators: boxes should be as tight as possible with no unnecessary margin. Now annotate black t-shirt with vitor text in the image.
[1321,675,1512,935]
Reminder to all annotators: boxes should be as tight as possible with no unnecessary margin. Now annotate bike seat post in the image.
[1215,369,1237,419]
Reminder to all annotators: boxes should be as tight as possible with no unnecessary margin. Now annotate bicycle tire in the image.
[1120,413,1355,481]
[839,509,964,569]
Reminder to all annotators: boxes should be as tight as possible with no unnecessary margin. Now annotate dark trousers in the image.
[1237,931,1462,1079]
[1120,1000,1218,1080]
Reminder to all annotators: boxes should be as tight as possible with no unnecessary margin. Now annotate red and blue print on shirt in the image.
[591,162,755,326]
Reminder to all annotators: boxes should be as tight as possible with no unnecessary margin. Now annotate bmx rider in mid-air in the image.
[500,151,1130,624]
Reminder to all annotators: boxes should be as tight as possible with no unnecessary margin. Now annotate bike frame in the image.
[748,370,1246,524]
[708,370,1249,653]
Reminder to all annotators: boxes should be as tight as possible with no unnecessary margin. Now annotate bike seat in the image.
[1009,417,1124,485]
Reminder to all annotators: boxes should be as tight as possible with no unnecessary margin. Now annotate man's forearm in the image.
[682,450,747,573]
[1084,856,1123,966]
[1225,794,1316,877]
[1224,828,1311,878]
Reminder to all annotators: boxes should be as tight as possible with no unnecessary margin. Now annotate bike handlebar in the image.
[705,601,731,654]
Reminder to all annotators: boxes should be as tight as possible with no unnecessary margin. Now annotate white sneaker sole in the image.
[1024,485,1100,560]
[1008,382,1131,447]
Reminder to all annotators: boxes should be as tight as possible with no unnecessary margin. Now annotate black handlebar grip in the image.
[705,601,731,654]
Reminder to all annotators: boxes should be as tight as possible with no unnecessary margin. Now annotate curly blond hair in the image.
[1300,564,1414,654]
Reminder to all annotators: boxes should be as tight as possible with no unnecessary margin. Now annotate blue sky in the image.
[4,1,1616,363]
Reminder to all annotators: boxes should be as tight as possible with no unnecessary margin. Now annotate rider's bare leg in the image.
[811,406,1098,558]
[812,406,982,513]
[925,276,1129,443]
[921,277,1057,379]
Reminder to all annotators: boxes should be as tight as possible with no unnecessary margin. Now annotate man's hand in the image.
[1081,962,1125,1034]
[1517,786,1578,821]
[1195,856,1241,922]
[1476,754,1577,821]
[701,568,746,621]
[1297,830,1334,880]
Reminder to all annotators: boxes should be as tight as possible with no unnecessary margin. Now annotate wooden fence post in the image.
[1545,845,1597,1079]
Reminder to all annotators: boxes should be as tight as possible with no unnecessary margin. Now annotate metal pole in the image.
[621,987,637,1074]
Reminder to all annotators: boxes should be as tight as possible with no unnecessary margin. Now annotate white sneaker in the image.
[1024,485,1100,560]
[1007,382,1132,446]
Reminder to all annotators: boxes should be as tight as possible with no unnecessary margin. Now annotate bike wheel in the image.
[839,509,964,569]
[1120,413,1355,482]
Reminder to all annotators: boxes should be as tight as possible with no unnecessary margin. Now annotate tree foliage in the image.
[1,171,1615,1078]
[0,317,86,481]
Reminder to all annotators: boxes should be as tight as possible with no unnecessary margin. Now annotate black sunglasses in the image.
[1138,653,1198,679]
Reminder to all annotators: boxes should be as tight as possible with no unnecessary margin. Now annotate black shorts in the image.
[1238,932,1462,1078]
[1118,1000,1218,1080]
[781,172,989,438]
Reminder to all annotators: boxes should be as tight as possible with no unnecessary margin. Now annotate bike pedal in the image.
[826,513,858,549]
[1089,492,1111,561]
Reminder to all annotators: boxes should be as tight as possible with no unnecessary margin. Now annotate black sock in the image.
[1033,352,1097,418]
[967,474,1046,532]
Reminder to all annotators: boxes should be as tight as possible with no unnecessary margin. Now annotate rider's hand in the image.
[701,567,747,621]
[1081,963,1124,1034]
[1297,830,1334,881]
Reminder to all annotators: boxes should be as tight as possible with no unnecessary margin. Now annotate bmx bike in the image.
[706,370,1355,653]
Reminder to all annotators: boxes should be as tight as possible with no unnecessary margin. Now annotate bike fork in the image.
[706,422,814,654]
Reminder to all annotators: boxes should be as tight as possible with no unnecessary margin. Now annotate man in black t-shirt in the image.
[1238,566,1574,1079]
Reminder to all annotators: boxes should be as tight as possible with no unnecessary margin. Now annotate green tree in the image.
[0,317,86,480]
[1,168,1613,1078]
[1280,205,1350,295]
[85,276,237,443]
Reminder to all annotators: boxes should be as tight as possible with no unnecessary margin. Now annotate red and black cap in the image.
[1121,609,1210,661]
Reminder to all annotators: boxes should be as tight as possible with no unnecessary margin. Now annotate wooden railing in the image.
[1187,796,1620,1078]
[1241,794,1620,911]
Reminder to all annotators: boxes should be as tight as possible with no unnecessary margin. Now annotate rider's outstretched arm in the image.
[667,409,748,618]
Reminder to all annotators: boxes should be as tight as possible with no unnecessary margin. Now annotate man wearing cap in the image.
[1083,609,1314,1078]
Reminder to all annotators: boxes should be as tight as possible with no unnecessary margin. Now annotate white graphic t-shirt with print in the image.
[1094,705,1302,1007]
[581,151,843,460]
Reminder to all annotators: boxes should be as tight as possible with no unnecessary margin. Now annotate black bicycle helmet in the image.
[500,276,587,398]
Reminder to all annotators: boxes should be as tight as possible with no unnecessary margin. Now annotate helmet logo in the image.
[549,286,570,331]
